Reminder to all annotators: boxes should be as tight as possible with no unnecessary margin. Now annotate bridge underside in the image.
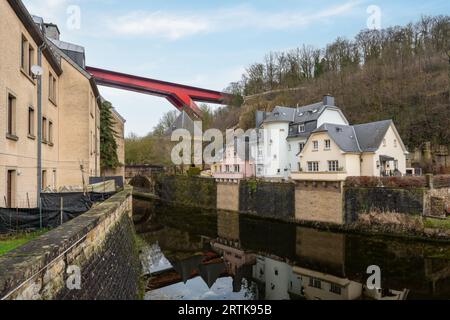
[86,67,231,119]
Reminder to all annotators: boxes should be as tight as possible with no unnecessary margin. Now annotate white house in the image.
[255,96,348,179]
[291,120,409,181]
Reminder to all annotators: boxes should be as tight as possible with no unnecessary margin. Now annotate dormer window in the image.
[298,124,305,133]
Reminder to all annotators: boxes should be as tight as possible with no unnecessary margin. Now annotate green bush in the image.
[187,167,202,177]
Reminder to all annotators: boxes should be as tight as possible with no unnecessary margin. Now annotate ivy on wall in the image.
[100,100,121,172]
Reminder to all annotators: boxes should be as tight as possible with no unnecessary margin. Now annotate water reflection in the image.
[134,199,450,300]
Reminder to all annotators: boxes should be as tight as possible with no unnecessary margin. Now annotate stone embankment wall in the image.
[239,180,295,219]
[295,181,344,225]
[135,173,450,231]
[0,187,140,300]
[154,174,217,210]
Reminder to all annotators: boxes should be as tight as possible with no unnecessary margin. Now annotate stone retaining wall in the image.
[295,181,344,225]
[0,187,140,300]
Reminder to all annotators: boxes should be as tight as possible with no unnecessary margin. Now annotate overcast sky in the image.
[22,0,450,136]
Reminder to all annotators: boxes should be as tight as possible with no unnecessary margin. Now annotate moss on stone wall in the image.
[239,180,295,219]
[153,174,217,210]
[344,187,426,224]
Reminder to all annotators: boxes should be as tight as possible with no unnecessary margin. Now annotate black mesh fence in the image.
[0,192,116,234]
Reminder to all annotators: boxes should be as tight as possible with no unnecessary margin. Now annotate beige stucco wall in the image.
[57,58,100,187]
[298,132,348,173]
[295,124,407,180]
[0,1,59,207]
[295,181,344,225]
[374,125,407,175]
[0,1,102,207]
[217,182,240,212]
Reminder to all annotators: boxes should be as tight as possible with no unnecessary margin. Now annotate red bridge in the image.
[86,67,232,119]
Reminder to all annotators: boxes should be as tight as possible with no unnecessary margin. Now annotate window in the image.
[226,165,230,172]
[234,165,240,173]
[330,283,342,295]
[325,140,331,150]
[309,277,322,289]
[49,73,57,103]
[298,163,302,172]
[42,117,48,143]
[7,170,16,208]
[299,143,305,153]
[91,93,96,118]
[394,139,398,148]
[328,160,339,172]
[28,45,35,77]
[52,170,57,189]
[308,162,319,172]
[21,36,27,70]
[28,107,35,137]
[313,141,319,151]
[48,121,53,144]
[7,94,17,137]
[383,139,387,147]
[298,124,305,133]
[42,170,47,190]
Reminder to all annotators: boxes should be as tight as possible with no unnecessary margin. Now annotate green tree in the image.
[100,100,120,171]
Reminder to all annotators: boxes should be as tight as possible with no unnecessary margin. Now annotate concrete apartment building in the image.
[0,0,125,207]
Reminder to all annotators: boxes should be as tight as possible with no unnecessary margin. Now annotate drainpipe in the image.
[37,40,46,228]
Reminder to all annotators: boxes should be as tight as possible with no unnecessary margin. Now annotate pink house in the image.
[212,142,255,181]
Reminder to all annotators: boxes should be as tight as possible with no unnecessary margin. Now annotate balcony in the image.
[291,171,349,181]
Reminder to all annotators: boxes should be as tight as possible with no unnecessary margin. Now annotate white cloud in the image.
[105,1,361,40]
[22,0,70,23]
[110,11,210,40]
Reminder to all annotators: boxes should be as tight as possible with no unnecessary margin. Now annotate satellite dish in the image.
[31,65,43,77]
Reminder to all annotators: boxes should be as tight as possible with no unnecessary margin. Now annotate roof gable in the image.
[307,120,404,154]
[353,120,392,152]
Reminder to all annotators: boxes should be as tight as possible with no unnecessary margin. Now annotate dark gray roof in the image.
[48,38,85,68]
[259,98,345,127]
[293,102,326,123]
[353,120,393,152]
[46,38,90,79]
[314,123,361,152]
[313,120,394,153]
[262,106,296,124]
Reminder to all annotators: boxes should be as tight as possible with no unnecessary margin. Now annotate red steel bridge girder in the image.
[86,67,232,119]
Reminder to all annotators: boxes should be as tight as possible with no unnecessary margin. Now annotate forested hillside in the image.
[126,15,449,165]
[232,15,450,149]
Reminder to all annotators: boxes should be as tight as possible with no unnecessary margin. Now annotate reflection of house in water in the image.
[295,227,410,300]
[293,266,362,300]
[252,256,303,300]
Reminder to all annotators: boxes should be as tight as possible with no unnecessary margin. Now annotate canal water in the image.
[134,199,450,300]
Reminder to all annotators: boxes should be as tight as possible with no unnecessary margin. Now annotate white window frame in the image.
[313,141,319,151]
[298,124,305,133]
[328,160,339,172]
[308,162,319,172]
